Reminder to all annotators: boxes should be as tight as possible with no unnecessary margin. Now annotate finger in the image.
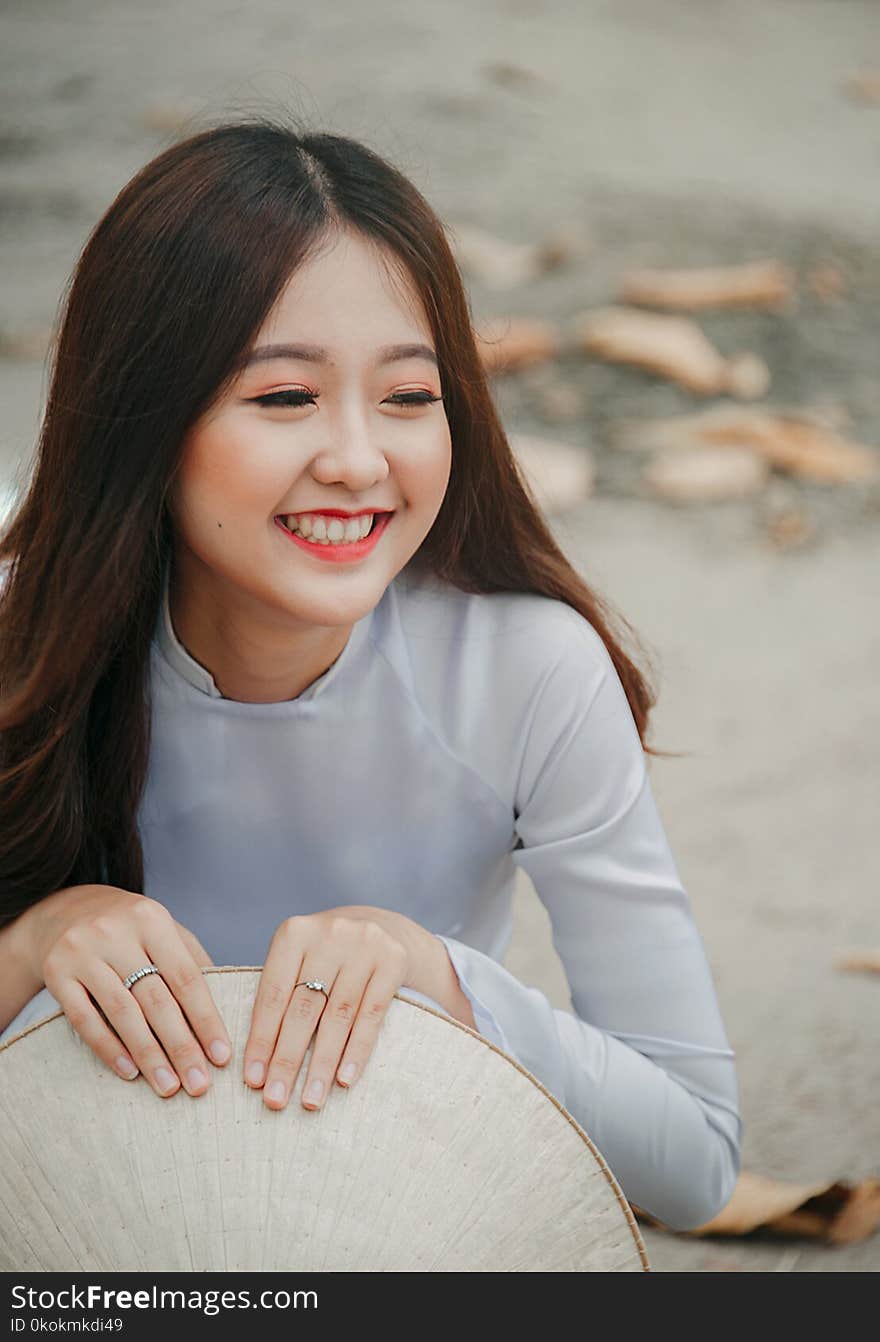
[51,977,141,1082]
[261,963,338,1111]
[121,965,216,1097]
[298,965,371,1111]
[243,925,307,1093]
[145,922,230,1067]
[71,962,183,1097]
[334,964,405,1093]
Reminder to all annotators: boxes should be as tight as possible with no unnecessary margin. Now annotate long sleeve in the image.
[436,620,742,1232]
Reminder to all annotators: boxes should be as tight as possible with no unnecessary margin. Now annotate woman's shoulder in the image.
[384,564,614,793]
[391,563,610,686]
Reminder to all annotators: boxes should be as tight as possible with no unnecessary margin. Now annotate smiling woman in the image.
[166,226,453,704]
[0,114,740,1237]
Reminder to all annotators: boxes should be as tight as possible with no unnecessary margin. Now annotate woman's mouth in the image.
[274,511,394,563]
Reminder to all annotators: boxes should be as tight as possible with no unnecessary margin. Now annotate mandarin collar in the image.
[153,560,373,703]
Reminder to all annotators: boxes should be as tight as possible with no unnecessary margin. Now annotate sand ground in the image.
[1,0,878,1271]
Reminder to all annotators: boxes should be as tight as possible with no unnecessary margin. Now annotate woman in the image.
[0,116,740,1232]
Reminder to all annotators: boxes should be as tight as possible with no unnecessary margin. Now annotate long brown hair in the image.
[0,114,677,928]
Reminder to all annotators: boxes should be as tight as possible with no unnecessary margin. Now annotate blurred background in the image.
[2,0,878,1270]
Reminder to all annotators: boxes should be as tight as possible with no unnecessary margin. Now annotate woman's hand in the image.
[24,884,232,1098]
[243,910,412,1112]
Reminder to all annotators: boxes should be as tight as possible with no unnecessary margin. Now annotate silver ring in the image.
[295,979,329,997]
[122,964,161,991]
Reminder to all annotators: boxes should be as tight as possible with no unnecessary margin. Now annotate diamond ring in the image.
[295,979,329,996]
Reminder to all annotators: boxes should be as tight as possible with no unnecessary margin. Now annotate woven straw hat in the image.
[0,967,648,1272]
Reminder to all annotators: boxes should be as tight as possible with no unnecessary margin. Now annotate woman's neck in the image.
[166,552,353,704]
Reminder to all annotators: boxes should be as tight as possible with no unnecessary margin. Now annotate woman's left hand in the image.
[244,907,414,1113]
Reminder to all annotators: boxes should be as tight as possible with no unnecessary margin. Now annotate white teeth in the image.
[283,513,378,544]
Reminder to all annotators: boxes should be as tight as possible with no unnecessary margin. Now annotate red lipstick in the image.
[274,512,394,564]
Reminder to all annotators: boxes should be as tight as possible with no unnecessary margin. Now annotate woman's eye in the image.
[385,392,444,409]
[252,389,318,409]
[251,390,442,410]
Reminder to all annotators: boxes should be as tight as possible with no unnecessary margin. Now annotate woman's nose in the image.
[310,409,390,487]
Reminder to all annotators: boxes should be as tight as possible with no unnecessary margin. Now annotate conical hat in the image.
[0,967,649,1272]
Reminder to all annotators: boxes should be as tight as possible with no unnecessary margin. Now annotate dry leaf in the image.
[610,404,880,484]
[450,222,585,289]
[843,71,880,106]
[475,316,562,374]
[619,260,794,312]
[701,416,880,484]
[572,307,764,398]
[451,225,550,289]
[725,351,771,400]
[508,433,595,513]
[643,445,768,503]
[760,478,815,548]
[824,1182,880,1244]
[633,1170,880,1243]
[807,262,847,303]
[535,225,589,271]
[763,505,814,550]
[836,950,880,974]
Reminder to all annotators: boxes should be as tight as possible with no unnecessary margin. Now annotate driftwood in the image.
[836,950,880,975]
[449,222,585,289]
[843,70,880,106]
[619,260,793,312]
[643,444,769,503]
[612,404,880,485]
[572,307,769,397]
[475,315,562,374]
[508,433,595,512]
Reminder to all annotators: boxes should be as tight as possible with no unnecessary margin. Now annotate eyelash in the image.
[252,390,443,410]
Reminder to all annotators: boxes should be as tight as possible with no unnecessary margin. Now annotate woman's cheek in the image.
[198,424,276,508]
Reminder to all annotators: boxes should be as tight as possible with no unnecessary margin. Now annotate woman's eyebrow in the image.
[244,342,438,367]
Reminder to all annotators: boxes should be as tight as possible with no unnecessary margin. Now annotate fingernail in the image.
[339,1062,357,1084]
[266,1081,286,1103]
[116,1055,138,1079]
[186,1067,208,1091]
[304,1078,324,1105]
[209,1040,231,1064]
[246,1060,265,1086]
[155,1067,177,1092]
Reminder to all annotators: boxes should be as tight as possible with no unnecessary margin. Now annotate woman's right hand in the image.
[23,884,232,1098]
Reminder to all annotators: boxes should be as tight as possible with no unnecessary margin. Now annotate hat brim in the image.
[0,966,648,1272]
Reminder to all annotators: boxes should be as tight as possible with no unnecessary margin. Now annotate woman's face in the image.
[167,228,452,640]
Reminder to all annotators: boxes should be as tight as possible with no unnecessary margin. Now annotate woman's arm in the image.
[434,623,742,1233]
[0,885,118,1035]
[0,886,217,1044]
[0,903,47,1036]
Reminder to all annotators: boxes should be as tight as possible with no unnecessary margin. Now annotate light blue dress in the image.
[1,557,741,1230]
